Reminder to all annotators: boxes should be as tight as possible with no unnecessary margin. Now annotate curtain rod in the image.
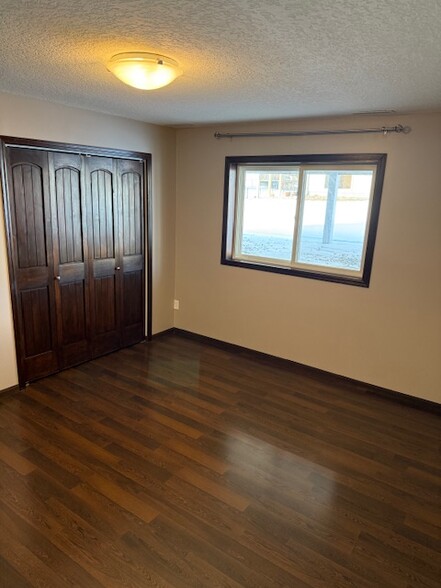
[214,124,410,140]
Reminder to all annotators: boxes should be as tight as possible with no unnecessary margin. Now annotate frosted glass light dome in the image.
[107,52,182,90]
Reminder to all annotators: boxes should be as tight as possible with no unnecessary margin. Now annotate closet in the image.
[1,140,149,386]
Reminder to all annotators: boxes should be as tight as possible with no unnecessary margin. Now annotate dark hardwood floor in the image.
[0,333,440,587]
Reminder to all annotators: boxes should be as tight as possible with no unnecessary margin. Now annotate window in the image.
[221,154,386,286]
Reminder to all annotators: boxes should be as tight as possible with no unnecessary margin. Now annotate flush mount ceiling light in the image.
[107,52,182,90]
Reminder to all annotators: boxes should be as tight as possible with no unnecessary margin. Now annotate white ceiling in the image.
[0,0,440,125]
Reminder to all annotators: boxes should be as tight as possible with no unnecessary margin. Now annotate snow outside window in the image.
[221,154,386,287]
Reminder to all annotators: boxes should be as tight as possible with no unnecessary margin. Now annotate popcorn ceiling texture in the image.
[0,0,440,125]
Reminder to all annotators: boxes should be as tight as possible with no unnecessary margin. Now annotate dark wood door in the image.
[49,152,90,368]
[3,143,147,385]
[117,158,145,346]
[4,148,59,383]
[86,156,122,357]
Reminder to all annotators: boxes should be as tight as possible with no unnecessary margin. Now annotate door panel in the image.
[12,163,48,268]
[50,152,90,368]
[6,148,58,383]
[20,287,53,356]
[87,156,121,356]
[91,169,115,259]
[118,159,144,346]
[59,282,87,345]
[121,170,142,256]
[122,271,143,343]
[55,166,83,264]
[94,276,117,334]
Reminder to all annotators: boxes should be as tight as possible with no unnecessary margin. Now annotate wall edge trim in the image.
[151,327,176,339]
[171,328,441,414]
[0,384,20,395]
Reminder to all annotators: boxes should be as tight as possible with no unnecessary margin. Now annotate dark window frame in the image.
[221,153,387,287]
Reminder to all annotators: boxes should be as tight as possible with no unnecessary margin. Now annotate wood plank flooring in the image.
[0,333,440,587]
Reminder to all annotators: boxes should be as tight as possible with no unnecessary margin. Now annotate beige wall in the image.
[1,97,439,403]
[175,113,441,403]
[0,92,176,390]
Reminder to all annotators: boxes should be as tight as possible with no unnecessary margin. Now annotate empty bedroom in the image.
[0,1,440,587]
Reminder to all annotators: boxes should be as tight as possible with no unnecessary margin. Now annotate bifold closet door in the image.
[5,148,59,382]
[3,144,147,385]
[85,157,145,355]
[86,156,122,357]
[49,152,90,369]
[118,158,144,346]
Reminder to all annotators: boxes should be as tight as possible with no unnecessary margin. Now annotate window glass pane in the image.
[296,170,373,271]
[238,169,299,261]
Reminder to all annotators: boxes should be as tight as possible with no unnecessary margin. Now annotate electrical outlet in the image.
[173,299,180,310]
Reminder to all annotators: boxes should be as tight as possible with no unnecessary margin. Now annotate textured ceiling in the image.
[0,0,440,125]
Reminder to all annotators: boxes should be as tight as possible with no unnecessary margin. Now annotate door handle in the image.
[55,276,61,281]
[115,266,121,271]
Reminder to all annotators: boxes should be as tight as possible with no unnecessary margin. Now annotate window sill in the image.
[221,257,370,287]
